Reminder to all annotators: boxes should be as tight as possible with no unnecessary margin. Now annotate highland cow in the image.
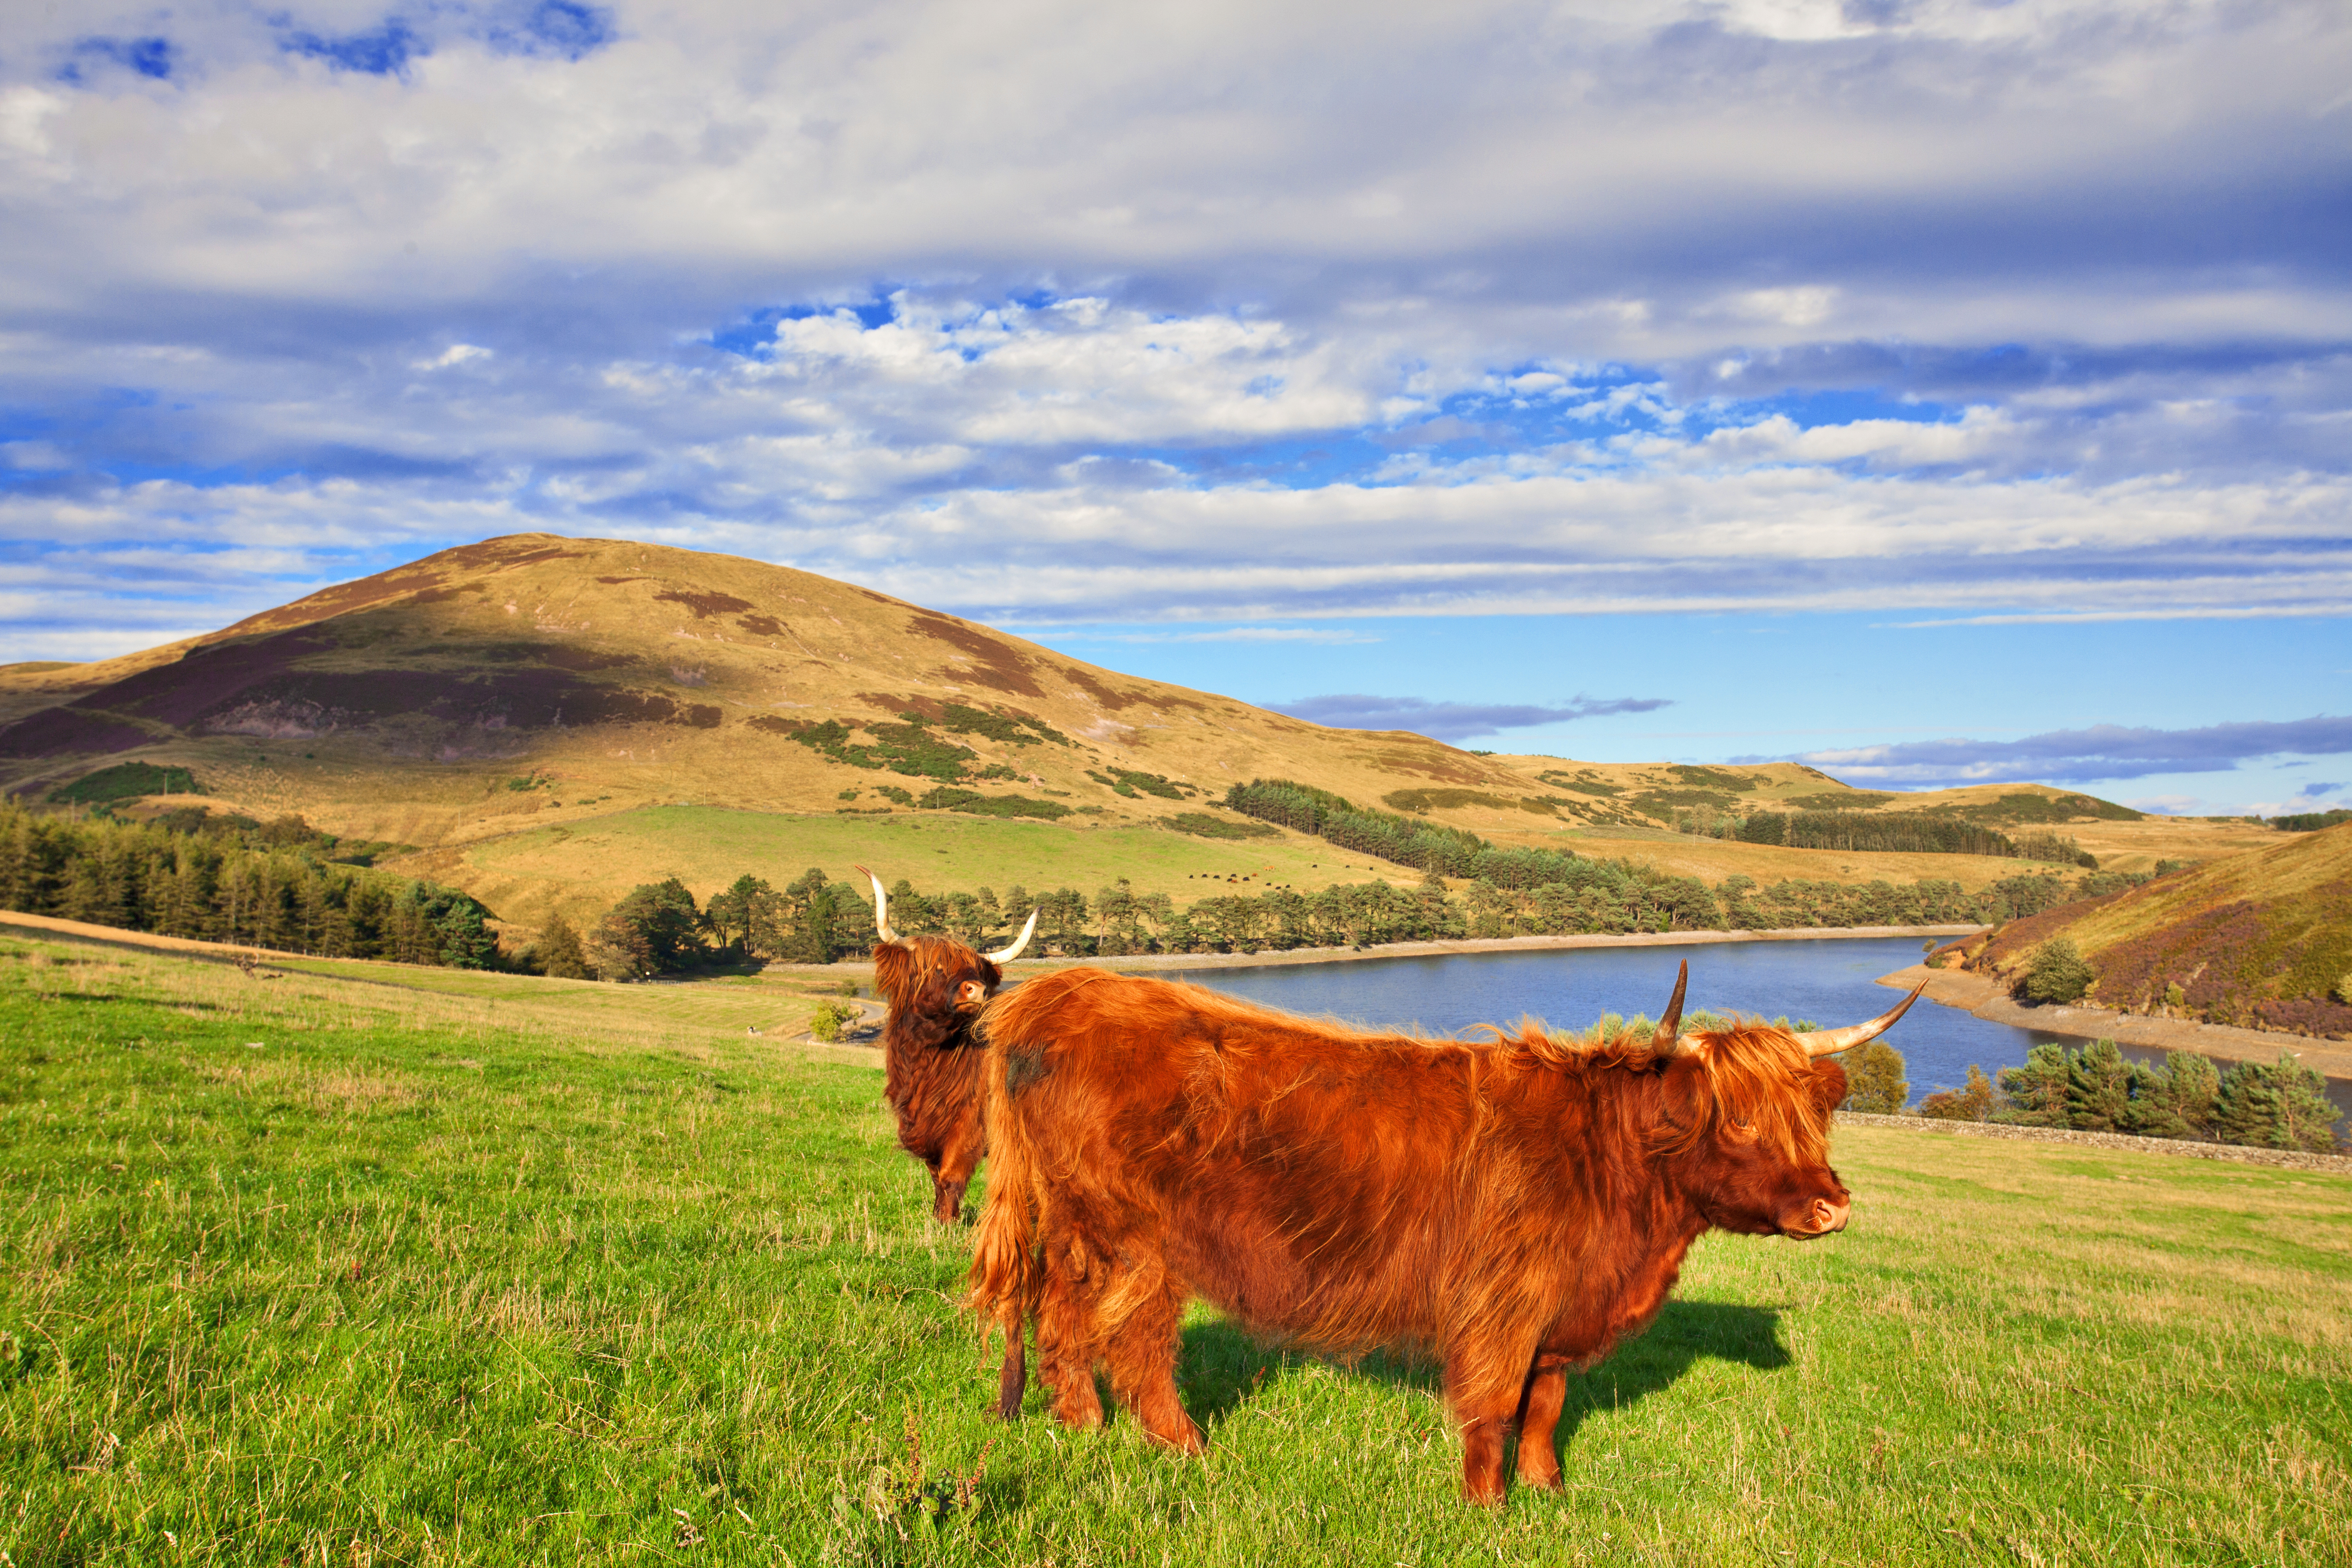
[969,961,1919,1501]
[859,866,1036,1224]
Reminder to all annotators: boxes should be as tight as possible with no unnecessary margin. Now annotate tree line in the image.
[1226,776,2102,878]
[1697,809,2094,867]
[0,802,497,968]
[0,802,2153,979]
[1914,1039,2339,1154]
[570,859,2154,983]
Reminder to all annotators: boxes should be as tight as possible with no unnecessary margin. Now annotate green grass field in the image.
[442,805,1372,930]
[3,931,2347,1566]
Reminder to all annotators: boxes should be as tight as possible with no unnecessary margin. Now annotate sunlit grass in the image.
[2,931,2346,1565]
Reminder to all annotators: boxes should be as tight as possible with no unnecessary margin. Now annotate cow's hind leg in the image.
[1102,1277,1203,1455]
[992,1322,1028,1421]
[1035,1259,1104,1430]
[1513,1355,1568,1491]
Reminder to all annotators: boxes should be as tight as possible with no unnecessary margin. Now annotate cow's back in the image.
[985,967,1509,1348]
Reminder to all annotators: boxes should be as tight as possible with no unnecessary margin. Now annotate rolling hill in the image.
[0,534,2272,931]
[1948,822,2352,1039]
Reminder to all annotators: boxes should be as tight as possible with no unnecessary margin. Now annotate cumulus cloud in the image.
[0,0,2347,650]
[1270,693,1671,742]
[1769,716,2352,788]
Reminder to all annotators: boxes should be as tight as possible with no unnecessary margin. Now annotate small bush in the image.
[1839,1040,1909,1115]
[1918,1064,1995,1122]
[808,1001,861,1043]
[2019,937,2096,1005]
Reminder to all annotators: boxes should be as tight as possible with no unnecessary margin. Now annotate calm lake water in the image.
[1170,936,2352,1115]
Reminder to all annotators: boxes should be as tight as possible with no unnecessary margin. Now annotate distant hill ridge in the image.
[0,533,2232,925]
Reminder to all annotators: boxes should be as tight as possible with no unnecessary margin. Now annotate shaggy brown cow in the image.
[859,867,1036,1224]
[969,961,1919,1501]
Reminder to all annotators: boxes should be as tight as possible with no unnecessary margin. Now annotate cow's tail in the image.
[967,1007,1045,1420]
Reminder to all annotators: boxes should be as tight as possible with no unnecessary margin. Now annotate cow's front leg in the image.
[932,1122,983,1224]
[1514,1356,1568,1491]
[1445,1352,1518,1504]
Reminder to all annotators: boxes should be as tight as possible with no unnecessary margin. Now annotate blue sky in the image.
[2,0,2348,813]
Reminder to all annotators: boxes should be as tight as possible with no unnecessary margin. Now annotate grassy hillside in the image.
[410,804,1386,932]
[0,532,2272,926]
[2,929,2345,1565]
[1955,822,2352,1037]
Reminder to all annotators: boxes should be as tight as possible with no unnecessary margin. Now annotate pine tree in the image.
[2063,1038,2139,1132]
[534,913,592,979]
[1996,1043,2072,1126]
[2213,1054,2342,1153]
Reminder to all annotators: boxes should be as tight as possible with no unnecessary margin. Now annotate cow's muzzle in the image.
[1784,1196,1850,1239]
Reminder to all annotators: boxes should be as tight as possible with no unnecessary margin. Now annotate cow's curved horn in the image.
[1805,982,1926,1057]
[983,907,1039,965]
[1652,960,1692,1057]
[853,864,899,944]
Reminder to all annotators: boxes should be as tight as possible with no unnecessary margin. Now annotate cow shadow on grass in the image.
[1173,1300,1787,1444]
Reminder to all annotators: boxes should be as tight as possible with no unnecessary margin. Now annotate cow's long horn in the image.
[983,907,1039,965]
[1652,960,1692,1057]
[1805,982,1926,1057]
[853,864,899,944]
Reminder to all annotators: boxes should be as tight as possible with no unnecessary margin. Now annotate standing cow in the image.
[969,961,1918,1502]
[858,867,1037,1224]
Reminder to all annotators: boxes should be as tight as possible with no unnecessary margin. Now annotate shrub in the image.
[1839,1040,1909,1115]
[2019,937,2096,1004]
[808,1000,861,1043]
[1918,1064,1995,1122]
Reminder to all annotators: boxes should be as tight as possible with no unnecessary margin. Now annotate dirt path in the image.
[1878,962,2352,1081]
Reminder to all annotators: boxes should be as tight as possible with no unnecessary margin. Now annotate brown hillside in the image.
[1955,823,2352,1039]
[0,533,2279,924]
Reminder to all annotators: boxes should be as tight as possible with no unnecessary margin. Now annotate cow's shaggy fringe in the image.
[872,934,1006,1224]
[968,968,1852,1500]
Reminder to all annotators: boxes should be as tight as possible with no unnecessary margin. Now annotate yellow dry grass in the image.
[0,924,877,1062]
[2042,820,2352,962]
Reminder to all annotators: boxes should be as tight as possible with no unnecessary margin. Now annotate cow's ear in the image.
[1808,1060,1849,1115]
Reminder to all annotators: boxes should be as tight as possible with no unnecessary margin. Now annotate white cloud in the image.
[0,0,2347,652]
[416,343,493,369]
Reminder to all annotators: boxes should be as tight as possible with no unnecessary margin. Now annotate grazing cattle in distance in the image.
[969,961,1919,1502]
[859,867,1037,1225]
